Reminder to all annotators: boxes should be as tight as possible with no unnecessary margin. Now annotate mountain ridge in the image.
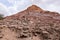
[5,5,60,20]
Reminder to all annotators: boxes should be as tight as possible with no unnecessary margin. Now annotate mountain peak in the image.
[27,5,43,12]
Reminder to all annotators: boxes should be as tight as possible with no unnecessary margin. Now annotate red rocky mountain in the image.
[0,5,60,40]
[5,5,60,20]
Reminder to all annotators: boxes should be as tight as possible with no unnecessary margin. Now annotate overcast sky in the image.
[0,0,60,16]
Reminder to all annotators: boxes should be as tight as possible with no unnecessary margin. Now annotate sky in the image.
[0,0,60,16]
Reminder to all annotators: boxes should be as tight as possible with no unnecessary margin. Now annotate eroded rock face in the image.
[0,5,60,40]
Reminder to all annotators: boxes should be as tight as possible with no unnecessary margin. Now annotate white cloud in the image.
[7,0,32,16]
[0,3,10,16]
[8,7,17,14]
[35,0,60,13]
[7,0,15,4]
[0,0,32,16]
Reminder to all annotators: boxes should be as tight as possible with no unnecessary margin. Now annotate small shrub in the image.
[0,14,4,20]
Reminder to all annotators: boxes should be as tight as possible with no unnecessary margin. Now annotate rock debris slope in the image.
[0,5,60,40]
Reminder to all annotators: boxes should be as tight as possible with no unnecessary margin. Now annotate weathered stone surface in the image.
[0,5,60,40]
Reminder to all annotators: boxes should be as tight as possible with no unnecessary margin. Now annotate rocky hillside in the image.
[0,5,60,40]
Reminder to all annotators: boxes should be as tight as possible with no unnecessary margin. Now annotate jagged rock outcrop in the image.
[0,5,60,40]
